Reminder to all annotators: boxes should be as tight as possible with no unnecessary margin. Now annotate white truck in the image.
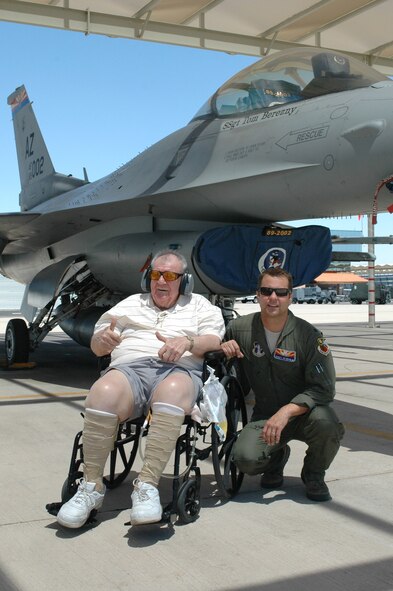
[292,286,320,304]
[292,286,337,304]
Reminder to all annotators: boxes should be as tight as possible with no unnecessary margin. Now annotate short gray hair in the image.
[151,249,188,272]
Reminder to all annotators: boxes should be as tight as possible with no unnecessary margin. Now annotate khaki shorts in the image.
[103,357,202,418]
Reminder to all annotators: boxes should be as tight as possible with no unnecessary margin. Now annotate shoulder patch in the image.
[317,337,330,356]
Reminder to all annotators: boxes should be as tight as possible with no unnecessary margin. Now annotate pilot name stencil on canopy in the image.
[220,106,298,131]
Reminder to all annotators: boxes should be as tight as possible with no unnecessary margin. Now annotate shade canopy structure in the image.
[315,271,368,283]
[2,1,393,74]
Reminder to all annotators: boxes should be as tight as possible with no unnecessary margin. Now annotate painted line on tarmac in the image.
[337,370,393,378]
[344,422,393,441]
[2,395,392,441]
[0,391,87,401]
[2,369,391,401]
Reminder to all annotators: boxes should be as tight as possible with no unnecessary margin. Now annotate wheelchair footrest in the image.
[45,502,98,525]
[46,501,62,517]
[161,503,177,525]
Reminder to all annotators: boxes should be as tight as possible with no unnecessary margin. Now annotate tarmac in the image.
[0,303,392,591]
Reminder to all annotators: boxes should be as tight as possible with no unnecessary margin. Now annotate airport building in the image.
[351,264,393,289]
[312,229,393,297]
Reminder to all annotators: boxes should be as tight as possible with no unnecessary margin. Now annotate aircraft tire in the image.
[5,318,30,365]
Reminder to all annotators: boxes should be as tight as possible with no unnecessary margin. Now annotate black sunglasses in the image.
[258,287,291,297]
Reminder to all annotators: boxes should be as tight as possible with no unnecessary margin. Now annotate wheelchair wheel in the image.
[176,479,200,523]
[103,420,142,489]
[211,375,248,499]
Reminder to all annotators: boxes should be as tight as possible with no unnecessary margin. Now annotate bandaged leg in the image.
[138,402,185,486]
[82,408,119,492]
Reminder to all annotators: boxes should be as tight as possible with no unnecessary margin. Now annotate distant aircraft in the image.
[1,47,393,364]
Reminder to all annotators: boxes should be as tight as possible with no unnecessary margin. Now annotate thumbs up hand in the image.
[91,317,122,357]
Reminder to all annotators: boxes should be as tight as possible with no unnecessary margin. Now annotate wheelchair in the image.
[46,350,248,525]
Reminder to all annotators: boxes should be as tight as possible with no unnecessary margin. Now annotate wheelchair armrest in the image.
[204,349,226,364]
[202,349,226,383]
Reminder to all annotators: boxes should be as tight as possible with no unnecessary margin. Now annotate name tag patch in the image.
[274,348,296,362]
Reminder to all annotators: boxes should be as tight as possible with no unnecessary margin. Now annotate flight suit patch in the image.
[273,348,296,362]
[317,337,330,356]
[252,342,265,357]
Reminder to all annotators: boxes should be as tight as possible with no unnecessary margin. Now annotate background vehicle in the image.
[320,289,337,303]
[235,295,258,303]
[292,286,323,304]
[350,283,391,304]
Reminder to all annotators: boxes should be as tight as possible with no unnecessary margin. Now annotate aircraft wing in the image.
[0,212,41,241]
[0,212,42,255]
[0,158,323,255]
[0,208,111,254]
[0,186,244,254]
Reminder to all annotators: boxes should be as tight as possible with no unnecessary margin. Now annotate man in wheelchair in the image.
[221,268,344,503]
[57,250,225,529]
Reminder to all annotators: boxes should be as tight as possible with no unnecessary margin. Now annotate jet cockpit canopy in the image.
[192,47,389,120]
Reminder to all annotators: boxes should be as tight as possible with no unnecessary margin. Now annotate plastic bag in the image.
[199,365,228,426]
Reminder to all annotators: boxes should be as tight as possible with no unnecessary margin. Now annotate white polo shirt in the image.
[93,293,225,371]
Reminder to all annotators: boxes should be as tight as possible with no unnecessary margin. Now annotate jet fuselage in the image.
[1,47,393,323]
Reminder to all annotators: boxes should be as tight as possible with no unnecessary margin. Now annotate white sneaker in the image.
[130,479,162,525]
[57,479,106,529]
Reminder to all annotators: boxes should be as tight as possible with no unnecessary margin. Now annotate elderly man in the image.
[57,250,225,528]
[221,267,344,502]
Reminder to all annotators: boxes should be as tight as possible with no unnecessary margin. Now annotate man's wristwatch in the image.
[186,336,195,351]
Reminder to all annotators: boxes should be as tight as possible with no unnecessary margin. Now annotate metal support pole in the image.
[367,215,376,328]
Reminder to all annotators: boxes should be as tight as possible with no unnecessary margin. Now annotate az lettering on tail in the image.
[25,132,34,158]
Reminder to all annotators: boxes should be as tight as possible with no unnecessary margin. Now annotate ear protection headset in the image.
[141,266,194,295]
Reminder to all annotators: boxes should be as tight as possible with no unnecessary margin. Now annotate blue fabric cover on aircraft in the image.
[193,225,332,292]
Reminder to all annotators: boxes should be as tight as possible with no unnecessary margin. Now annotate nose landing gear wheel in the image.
[5,318,30,365]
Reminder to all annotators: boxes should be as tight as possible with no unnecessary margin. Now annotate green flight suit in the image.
[226,311,344,480]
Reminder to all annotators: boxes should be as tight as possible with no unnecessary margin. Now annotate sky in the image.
[0,21,392,265]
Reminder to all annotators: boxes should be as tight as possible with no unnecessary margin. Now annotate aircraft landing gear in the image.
[5,318,30,365]
[3,261,111,367]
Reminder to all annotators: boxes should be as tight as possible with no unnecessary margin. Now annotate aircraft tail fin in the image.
[7,85,88,211]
